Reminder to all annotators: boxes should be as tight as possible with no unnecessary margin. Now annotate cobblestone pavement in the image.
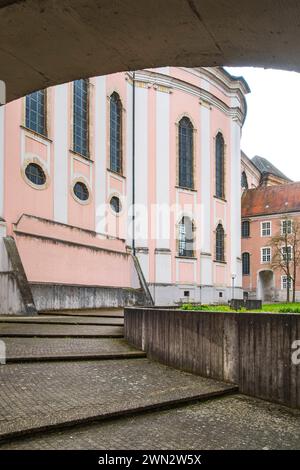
[0,358,235,438]
[0,316,124,326]
[1,394,299,450]
[3,337,143,360]
[0,323,123,337]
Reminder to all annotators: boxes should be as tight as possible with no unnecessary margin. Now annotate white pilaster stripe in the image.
[230,112,242,286]
[126,81,133,246]
[0,106,4,218]
[135,86,148,246]
[95,76,107,234]
[155,90,170,248]
[200,104,211,254]
[53,84,68,223]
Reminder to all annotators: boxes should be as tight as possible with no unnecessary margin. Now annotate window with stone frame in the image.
[178,117,194,189]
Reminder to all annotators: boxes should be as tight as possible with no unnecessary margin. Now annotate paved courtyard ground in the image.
[0,310,299,450]
[1,394,299,450]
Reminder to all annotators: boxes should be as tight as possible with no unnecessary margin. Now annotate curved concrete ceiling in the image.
[1,0,300,102]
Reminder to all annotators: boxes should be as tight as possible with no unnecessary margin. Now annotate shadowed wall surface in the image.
[2,0,300,101]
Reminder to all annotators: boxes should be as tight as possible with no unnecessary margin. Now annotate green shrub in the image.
[180,302,300,314]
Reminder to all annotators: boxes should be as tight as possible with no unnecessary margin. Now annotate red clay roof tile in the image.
[242,182,300,218]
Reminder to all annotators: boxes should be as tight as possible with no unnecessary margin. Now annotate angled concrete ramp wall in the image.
[0,222,34,315]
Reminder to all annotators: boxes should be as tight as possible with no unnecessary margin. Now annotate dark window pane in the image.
[241,171,248,189]
[215,133,225,198]
[242,252,250,275]
[25,163,46,186]
[25,90,46,136]
[110,196,121,213]
[179,117,193,189]
[242,220,250,238]
[73,79,89,157]
[110,93,122,173]
[216,223,225,262]
[73,182,89,201]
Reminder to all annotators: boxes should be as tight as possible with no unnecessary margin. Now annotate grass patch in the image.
[180,303,300,313]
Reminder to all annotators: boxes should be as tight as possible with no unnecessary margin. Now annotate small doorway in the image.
[257,270,274,302]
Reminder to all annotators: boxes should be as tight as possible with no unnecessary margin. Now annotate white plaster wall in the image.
[230,113,242,288]
[149,283,239,306]
[200,102,213,285]
[135,86,148,247]
[0,106,4,219]
[200,255,213,286]
[154,67,170,75]
[53,84,68,223]
[156,90,170,249]
[95,76,107,234]
[126,80,133,247]
[137,252,149,281]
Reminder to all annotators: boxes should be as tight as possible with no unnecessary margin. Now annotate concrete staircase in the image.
[0,309,237,443]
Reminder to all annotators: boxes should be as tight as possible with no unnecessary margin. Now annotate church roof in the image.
[252,155,291,182]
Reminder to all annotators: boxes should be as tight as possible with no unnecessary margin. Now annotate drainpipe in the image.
[132,71,136,256]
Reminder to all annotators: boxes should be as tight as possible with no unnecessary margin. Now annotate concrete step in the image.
[1,394,299,450]
[0,323,124,338]
[0,358,237,441]
[39,308,124,318]
[0,315,124,326]
[3,337,145,363]
[6,351,146,363]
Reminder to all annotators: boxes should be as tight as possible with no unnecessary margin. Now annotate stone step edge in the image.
[0,320,124,327]
[39,311,124,318]
[0,386,238,443]
[5,351,146,363]
[0,334,124,339]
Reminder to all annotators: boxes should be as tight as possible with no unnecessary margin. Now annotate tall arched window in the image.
[178,117,194,189]
[242,252,250,275]
[216,223,225,262]
[215,132,225,199]
[178,216,195,257]
[73,79,89,157]
[110,92,122,173]
[241,171,248,190]
[26,90,47,136]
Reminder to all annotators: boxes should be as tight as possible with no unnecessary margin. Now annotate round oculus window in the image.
[25,163,46,186]
[73,181,89,201]
[110,196,121,213]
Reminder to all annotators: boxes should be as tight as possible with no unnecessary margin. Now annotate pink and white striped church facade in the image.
[0,67,249,313]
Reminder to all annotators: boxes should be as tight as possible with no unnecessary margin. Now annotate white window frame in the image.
[261,221,272,237]
[281,275,292,290]
[261,246,271,263]
[281,219,293,235]
[281,244,293,262]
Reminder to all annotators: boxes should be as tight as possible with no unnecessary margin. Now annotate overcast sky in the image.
[226,67,300,181]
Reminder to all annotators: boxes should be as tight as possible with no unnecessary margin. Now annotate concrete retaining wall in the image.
[124,308,300,408]
[32,283,147,311]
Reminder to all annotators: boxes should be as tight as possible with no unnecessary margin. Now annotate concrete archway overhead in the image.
[2,0,300,102]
